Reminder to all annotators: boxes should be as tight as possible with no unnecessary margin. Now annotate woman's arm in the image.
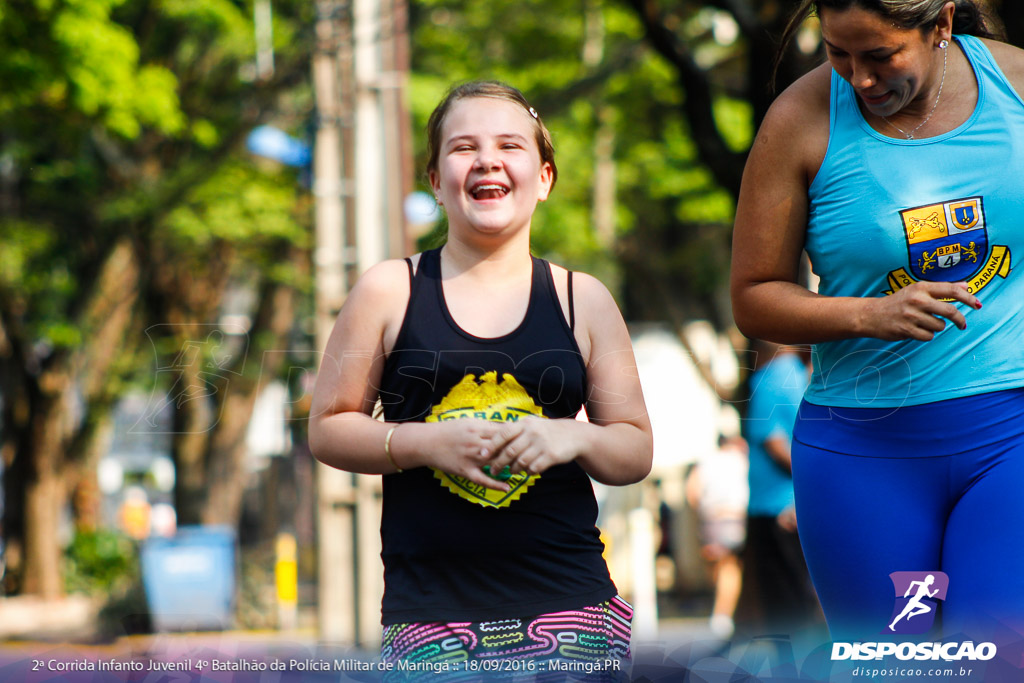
[487,273,653,486]
[731,65,978,345]
[308,259,507,491]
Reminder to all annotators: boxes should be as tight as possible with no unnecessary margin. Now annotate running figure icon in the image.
[889,574,940,632]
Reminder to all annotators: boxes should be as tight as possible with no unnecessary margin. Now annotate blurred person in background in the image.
[736,341,822,636]
[685,435,749,638]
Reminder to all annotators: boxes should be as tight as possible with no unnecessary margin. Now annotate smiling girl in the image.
[309,81,652,678]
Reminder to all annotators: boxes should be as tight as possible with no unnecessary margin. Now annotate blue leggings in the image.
[792,388,1024,641]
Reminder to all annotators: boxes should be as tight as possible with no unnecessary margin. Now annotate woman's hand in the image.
[391,420,509,491]
[777,505,798,533]
[861,281,981,341]
[486,417,582,477]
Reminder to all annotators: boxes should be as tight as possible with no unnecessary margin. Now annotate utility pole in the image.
[312,0,411,648]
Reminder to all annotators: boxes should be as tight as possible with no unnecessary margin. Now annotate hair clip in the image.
[528,106,539,119]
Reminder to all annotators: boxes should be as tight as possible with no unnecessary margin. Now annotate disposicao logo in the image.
[830,571,997,663]
[887,571,948,635]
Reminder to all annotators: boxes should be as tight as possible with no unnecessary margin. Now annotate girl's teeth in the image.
[472,185,507,198]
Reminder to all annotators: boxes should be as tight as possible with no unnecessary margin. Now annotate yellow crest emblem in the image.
[887,196,1011,295]
[426,371,544,508]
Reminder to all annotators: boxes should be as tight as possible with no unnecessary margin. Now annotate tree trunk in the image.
[3,237,140,596]
[70,416,114,531]
[0,357,27,590]
[21,393,69,599]
[166,253,300,528]
[592,111,617,247]
[172,355,216,526]
[22,471,63,598]
[201,393,258,526]
[200,279,297,526]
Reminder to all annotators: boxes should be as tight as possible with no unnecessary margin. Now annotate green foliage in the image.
[0,0,184,138]
[64,527,154,636]
[713,96,754,153]
[413,0,584,88]
[162,162,309,252]
[0,0,314,353]
[62,528,141,596]
[0,219,81,349]
[0,220,56,286]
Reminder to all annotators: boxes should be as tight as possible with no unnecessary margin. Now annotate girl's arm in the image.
[308,259,507,491]
[730,65,978,345]
[487,273,653,486]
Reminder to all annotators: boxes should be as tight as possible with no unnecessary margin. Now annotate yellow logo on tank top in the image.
[426,371,543,508]
[886,196,1011,296]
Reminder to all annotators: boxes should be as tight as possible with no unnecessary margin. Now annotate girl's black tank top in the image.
[377,246,616,624]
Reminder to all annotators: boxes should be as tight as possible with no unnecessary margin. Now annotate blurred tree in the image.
[0,0,313,598]
[146,160,310,528]
[614,0,819,335]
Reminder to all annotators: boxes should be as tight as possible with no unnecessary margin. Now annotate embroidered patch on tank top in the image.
[885,195,1011,296]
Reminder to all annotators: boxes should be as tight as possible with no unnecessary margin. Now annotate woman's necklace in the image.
[883,40,948,140]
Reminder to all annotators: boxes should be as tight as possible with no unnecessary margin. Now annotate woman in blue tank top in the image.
[309,81,652,678]
[732,0,1024,649]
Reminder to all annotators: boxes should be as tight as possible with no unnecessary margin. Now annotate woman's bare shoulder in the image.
[980,38,1024,95]
[747,62,833,184]
[760,63,832,141]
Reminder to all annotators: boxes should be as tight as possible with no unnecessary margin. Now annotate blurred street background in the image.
[1,0,1022,677]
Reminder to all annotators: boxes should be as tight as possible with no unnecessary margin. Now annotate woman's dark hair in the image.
[772,0,1000,91]
[425,80,558,191]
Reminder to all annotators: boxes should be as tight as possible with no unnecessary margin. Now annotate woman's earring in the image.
[939,39,949,49]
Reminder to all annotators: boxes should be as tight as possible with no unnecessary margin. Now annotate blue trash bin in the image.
[140,525,237,631]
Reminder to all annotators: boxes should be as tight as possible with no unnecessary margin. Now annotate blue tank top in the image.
[376,247,616,624]
[805,35,1024,408]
